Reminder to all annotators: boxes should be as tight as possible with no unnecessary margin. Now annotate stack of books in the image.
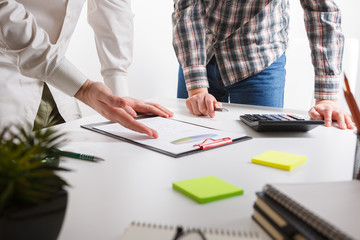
[252,180,360,240]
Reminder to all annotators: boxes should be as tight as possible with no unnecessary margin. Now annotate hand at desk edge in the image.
[308,99,356,130]
[186,87,222,118]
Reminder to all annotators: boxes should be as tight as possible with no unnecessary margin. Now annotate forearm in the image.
[88,0,134,96]
[300,0,344,100]
[172,0,208,91]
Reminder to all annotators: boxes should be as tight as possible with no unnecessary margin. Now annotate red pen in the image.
[193,137,233,150]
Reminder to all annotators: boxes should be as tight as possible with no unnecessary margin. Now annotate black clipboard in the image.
[81,117,251,158]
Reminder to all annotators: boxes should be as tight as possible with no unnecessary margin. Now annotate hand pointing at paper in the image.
[75,80,174,138]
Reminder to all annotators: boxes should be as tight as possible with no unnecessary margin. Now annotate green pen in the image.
[51,148,105,162]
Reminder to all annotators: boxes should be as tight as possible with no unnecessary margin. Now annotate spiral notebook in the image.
[263,180,360,240]
[120,222,262,240]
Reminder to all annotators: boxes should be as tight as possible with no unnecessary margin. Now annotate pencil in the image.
[344,74,360,135]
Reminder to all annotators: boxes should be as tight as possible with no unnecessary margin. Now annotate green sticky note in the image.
[172,176,243,204]
[252,150,307,171]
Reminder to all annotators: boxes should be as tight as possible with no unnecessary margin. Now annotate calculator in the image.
[239,114,324,132]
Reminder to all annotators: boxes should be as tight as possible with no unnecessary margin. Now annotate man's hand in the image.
[74,79,174,138]
[308,99,355,129]
[186,88,222,118]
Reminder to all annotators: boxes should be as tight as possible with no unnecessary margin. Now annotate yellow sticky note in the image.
[252,150,306,171]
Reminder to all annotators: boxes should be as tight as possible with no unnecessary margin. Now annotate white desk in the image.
[57,98,358,240]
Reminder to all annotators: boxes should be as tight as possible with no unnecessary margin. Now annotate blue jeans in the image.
[177,53,286,108]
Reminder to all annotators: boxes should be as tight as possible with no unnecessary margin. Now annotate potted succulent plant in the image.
[0,125,69,240]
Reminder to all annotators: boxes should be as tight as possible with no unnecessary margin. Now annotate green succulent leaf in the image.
[0,125,69,214]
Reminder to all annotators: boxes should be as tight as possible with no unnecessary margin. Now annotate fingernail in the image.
[152,131,159,139]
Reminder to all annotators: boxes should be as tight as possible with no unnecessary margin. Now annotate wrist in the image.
[315,99,338,105]
[188,87,208,97]
[74,79,91,101]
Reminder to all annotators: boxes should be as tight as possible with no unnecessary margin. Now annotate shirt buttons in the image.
[214,43,219,49]
[226,1,231,6]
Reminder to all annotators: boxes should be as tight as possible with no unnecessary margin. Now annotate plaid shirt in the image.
[172,0,344,100]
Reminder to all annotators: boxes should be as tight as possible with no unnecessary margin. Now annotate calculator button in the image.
[287,114,305,120]
[263,114,281,121]
[242,114,257,121]
[257,115,270,121]
[278,114,294,121]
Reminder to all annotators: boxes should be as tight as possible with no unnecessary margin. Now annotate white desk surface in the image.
[57,97,358,240]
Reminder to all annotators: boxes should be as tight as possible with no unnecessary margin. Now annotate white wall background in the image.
[66,1,178,101]
[66,1,360,113]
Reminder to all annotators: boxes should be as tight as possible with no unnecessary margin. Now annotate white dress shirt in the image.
[0,0,133,128]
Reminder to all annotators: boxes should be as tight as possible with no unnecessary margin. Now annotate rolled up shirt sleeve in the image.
[0,0,87,96]
[87,0,133,97]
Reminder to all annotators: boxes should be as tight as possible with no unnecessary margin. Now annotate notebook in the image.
[120,222,262,240]
[263,180,360,240]
[251,151,306,171]
[253,192,326,239]
[252,206,290,240]
[172,176,244,204]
